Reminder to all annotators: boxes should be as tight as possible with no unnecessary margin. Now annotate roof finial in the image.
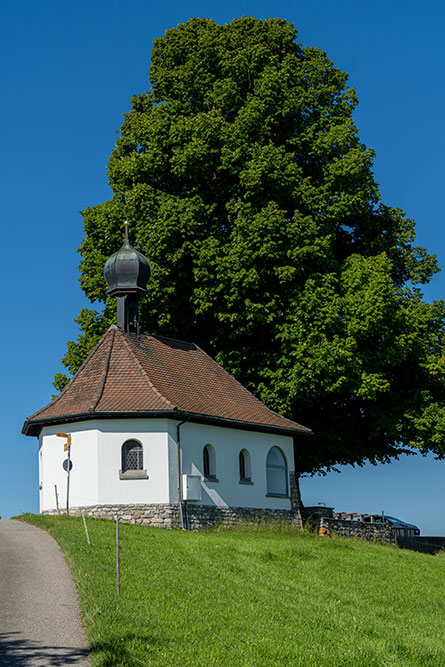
[123,197,130,244]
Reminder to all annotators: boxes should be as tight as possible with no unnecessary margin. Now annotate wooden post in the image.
[66,445,71,516]
[54,485,60,515]
[81,511,90,546]
[116,515,120,596]
[296,508,304,533]
[291,471,304,533]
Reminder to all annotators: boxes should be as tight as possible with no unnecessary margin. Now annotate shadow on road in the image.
[0,632,90,666]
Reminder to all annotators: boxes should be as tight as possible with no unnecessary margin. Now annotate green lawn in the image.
[20,515,445,666]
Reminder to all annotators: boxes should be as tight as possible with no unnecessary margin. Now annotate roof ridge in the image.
[195,343,311,433]
[28,328,114,420]
[89,328,115,412]
[117,330,177,410]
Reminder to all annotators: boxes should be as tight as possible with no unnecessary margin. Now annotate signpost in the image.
[56,433,72,516]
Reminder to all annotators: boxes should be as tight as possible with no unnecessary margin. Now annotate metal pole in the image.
[176,420,187,530]
[116,515,120,596]
[177,440,184,530]
[66,446,71,517]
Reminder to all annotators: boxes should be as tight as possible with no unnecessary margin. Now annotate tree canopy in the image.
[55,16,445,474]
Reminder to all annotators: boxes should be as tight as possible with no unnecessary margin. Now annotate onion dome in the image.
[103,221,150,333]
[104,222,150,297]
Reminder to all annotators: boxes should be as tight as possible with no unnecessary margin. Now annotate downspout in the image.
[293,436,305,533]
[176,419,188,529]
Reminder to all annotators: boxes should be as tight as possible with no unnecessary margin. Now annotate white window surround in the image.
[239,448,253,484]
[203,443,217,481]
[119,439,148,480]
[266,446,288,497]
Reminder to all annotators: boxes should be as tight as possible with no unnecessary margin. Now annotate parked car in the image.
[384,515,420,536]
[363,514,420,536]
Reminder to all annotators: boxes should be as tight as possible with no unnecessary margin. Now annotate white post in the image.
[116,515,120,596]
[54,485,60,515]
[81,511,90,546]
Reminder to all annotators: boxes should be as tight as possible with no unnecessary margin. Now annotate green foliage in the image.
[21,515,445,666]
[59,16,445,472]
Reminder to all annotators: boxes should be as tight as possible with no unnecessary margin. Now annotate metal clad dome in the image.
[104,239,151,297]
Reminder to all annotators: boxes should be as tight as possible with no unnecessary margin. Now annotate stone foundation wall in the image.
[183,503,297,530]
[43,504,179,528]
[319,517,392,543]
[43,503,298,529]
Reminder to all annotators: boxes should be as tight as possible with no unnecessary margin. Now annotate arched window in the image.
[120,440,148,479]
[239,449,252,483]
[122,440,143,471]
[203,444,216,480]
[266,447,288,496]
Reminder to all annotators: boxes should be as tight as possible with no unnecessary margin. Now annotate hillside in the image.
[21,515,445,666]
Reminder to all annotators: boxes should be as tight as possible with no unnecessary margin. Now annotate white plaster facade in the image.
[39,418,295,513]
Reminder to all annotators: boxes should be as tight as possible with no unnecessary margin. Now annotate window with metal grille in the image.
[122,440,143,472]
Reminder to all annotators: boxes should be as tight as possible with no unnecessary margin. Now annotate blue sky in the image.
[2,0,445,533]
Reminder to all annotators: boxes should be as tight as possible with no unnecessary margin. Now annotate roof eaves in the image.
[22,408,312,438]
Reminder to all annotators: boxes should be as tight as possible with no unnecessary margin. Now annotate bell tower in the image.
[103,222,151,333]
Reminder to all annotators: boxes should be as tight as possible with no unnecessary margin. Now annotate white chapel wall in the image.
[96,418,170,505]
[167,420,295,510]
[40,417,295,514]
[39,421,99,512]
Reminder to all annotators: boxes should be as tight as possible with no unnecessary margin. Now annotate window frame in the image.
[119,439,148,480]
[203,443,218,482]
[239,448,253,484]
[265,446,288,497]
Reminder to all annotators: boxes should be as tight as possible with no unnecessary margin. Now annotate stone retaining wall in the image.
[43,504,179,527]
[319,517,392,543]
[43,503,297,529]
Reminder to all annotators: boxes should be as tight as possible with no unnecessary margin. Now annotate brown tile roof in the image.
[23,327,311,437]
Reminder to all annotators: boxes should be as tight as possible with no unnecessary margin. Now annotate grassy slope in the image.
[20,515,445,666]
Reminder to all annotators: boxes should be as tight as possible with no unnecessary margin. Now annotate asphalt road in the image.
[0,519,90,666]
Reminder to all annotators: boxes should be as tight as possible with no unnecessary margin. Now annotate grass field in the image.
[20,514,445,666]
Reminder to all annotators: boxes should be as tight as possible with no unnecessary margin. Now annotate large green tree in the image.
[56,16,445,474]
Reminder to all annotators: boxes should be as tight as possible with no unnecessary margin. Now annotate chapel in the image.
[22,225,311,528]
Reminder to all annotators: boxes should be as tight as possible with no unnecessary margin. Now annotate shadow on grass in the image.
[0,631,90,665]
[89,633,165,666]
